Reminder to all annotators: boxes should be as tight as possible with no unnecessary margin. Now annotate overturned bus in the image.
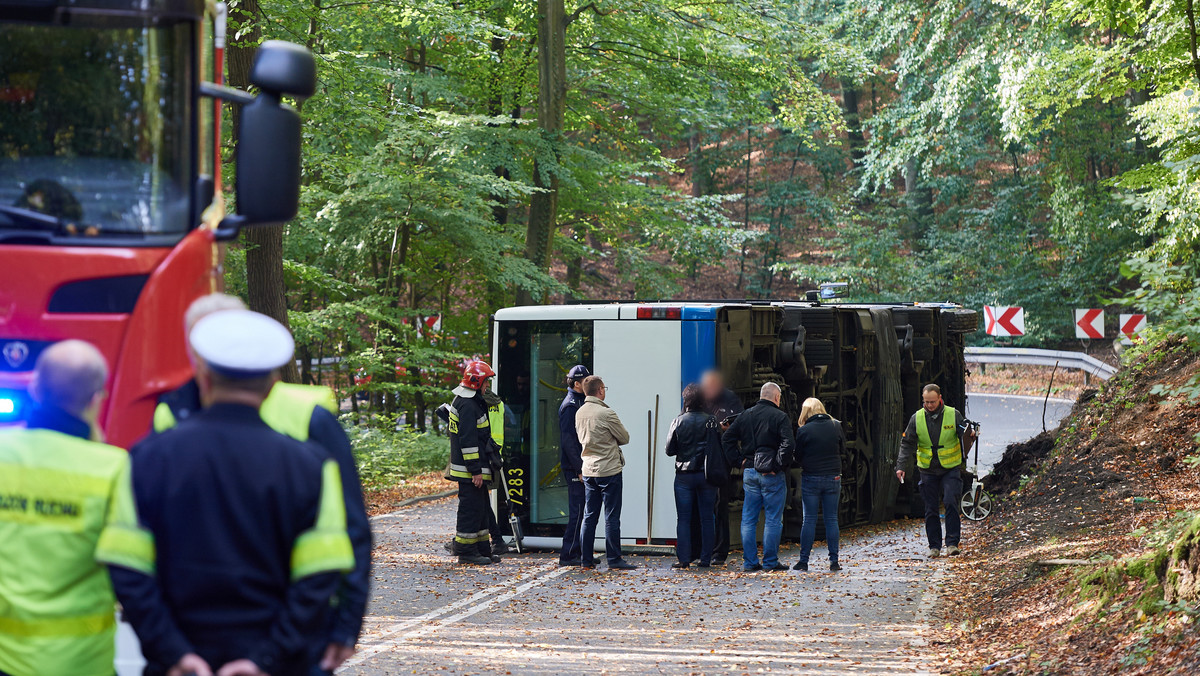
[492,301,977,550]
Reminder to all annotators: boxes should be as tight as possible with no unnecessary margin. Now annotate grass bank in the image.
[935,336,1200,674]
[344,418,452,515]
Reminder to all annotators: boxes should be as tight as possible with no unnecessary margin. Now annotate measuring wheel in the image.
[960,482,994,521]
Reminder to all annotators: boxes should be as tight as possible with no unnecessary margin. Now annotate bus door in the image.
[593,315,681,544]
[495,318,594,542]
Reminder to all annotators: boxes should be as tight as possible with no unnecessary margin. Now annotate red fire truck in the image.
[0,0,315,448]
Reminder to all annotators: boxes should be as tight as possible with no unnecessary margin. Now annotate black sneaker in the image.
[609,560,639,570]
[792,561,808,571]
[830,562,842,572]
[581,561,596,570]
[457,554,492,565]
[743,564,763,572]
[558,559,582,567]
[670,562,689,569]
[766,563,789,572]
[713,556,727,566]
[490,555,502,563]
[492,541,511,556]
[697,562,712,569]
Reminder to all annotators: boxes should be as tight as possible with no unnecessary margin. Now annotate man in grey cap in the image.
[97,310,354,676]
[557,364,590,566]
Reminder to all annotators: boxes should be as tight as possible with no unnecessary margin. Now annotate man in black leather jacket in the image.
[721,382,794,572]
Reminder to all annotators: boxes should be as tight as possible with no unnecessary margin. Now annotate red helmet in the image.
[461,360,495,390]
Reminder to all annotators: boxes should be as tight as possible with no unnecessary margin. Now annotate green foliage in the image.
[346,415,450,491]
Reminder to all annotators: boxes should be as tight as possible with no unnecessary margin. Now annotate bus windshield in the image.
[0,22,192,239]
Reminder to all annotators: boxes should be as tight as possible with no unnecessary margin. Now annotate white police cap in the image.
[189,309,295,378]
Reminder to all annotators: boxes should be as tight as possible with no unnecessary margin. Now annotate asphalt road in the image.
[342,501,941,675]
[963,393,1074,475]
[115,392,1077,675]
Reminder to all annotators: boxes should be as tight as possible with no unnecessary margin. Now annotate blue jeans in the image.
[740,468,786,568]
[580,473,624,565]
[799,473,841,565]
[559,477,585,563]
[674,472,717,565]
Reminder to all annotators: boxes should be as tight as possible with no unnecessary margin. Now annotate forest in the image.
[219,0,1200,438]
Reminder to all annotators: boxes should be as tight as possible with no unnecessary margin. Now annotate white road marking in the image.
[400,566,570,639]
[340,563,566,669]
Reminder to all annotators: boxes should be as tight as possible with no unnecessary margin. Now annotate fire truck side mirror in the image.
[218,41,316,237]
[250,40,316,99]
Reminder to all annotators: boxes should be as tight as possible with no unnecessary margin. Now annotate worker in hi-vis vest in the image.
[0,341,124,676]
[895,383,969,558]
[96,309,355,676]
[151,293,371,674]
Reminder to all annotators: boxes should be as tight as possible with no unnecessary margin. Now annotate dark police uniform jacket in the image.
[98,403,354,674]
[152,380,371,649]
[558,390,586,479]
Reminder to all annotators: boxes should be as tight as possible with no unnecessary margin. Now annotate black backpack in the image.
[703,416,731,487]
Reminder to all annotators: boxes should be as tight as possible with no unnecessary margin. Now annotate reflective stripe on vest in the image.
[915,406,962,470]
[291,459,356,579]
[0,428,127,676]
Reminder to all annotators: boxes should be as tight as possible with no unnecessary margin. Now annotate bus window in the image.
[496,320,592,537]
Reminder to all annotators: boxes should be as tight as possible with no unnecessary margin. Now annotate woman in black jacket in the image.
[665,384,721,569]
[793,398,845,572]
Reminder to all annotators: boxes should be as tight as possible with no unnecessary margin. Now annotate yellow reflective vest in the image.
[154,382,338,442]
[915,406,963,470]
[0,428,127,676]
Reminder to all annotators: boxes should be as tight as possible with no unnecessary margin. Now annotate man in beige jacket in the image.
[574,376,638,570]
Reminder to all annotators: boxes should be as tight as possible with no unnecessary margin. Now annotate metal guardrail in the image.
[964,347,1118,380]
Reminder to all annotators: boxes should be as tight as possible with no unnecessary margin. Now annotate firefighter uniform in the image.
[153,382,373,665]
[0,407,127,676]
[96,310,355,675]
[447,362,496,564]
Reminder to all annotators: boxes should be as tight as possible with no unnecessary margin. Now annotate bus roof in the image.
[494,300,968,322]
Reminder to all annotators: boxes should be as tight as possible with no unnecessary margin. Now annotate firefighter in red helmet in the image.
[446,360,499,565]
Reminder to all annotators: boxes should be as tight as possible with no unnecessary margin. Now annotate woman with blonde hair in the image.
[793,397,845,571]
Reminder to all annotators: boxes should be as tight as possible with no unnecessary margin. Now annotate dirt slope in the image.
[932,337,1200,674]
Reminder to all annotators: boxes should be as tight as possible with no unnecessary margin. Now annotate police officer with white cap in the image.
[97,310,354,676]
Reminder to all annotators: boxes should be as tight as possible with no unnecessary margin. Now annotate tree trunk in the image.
[902,157,933,245]
[227,0,298,382]
[840,81,866,165]
[518,0,567,306]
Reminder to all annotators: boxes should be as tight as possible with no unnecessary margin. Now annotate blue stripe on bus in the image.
[680,319,716,392]
[681,306,719,320]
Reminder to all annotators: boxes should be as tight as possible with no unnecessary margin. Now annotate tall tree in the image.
[227,0,298,382]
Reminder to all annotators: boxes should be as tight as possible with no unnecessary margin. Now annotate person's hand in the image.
[472,474,483,488]
[216,659,266,676]
[720,421,730,431]
[167,654,212,676]
[320,643,356,671]
[895,469,905,483]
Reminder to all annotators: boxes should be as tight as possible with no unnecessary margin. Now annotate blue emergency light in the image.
[0,390,23,422]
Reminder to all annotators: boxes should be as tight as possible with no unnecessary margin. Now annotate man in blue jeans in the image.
[722,382,794,572]
[575,376,638,570]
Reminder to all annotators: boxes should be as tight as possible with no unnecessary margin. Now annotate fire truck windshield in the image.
[0,21,192,240]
